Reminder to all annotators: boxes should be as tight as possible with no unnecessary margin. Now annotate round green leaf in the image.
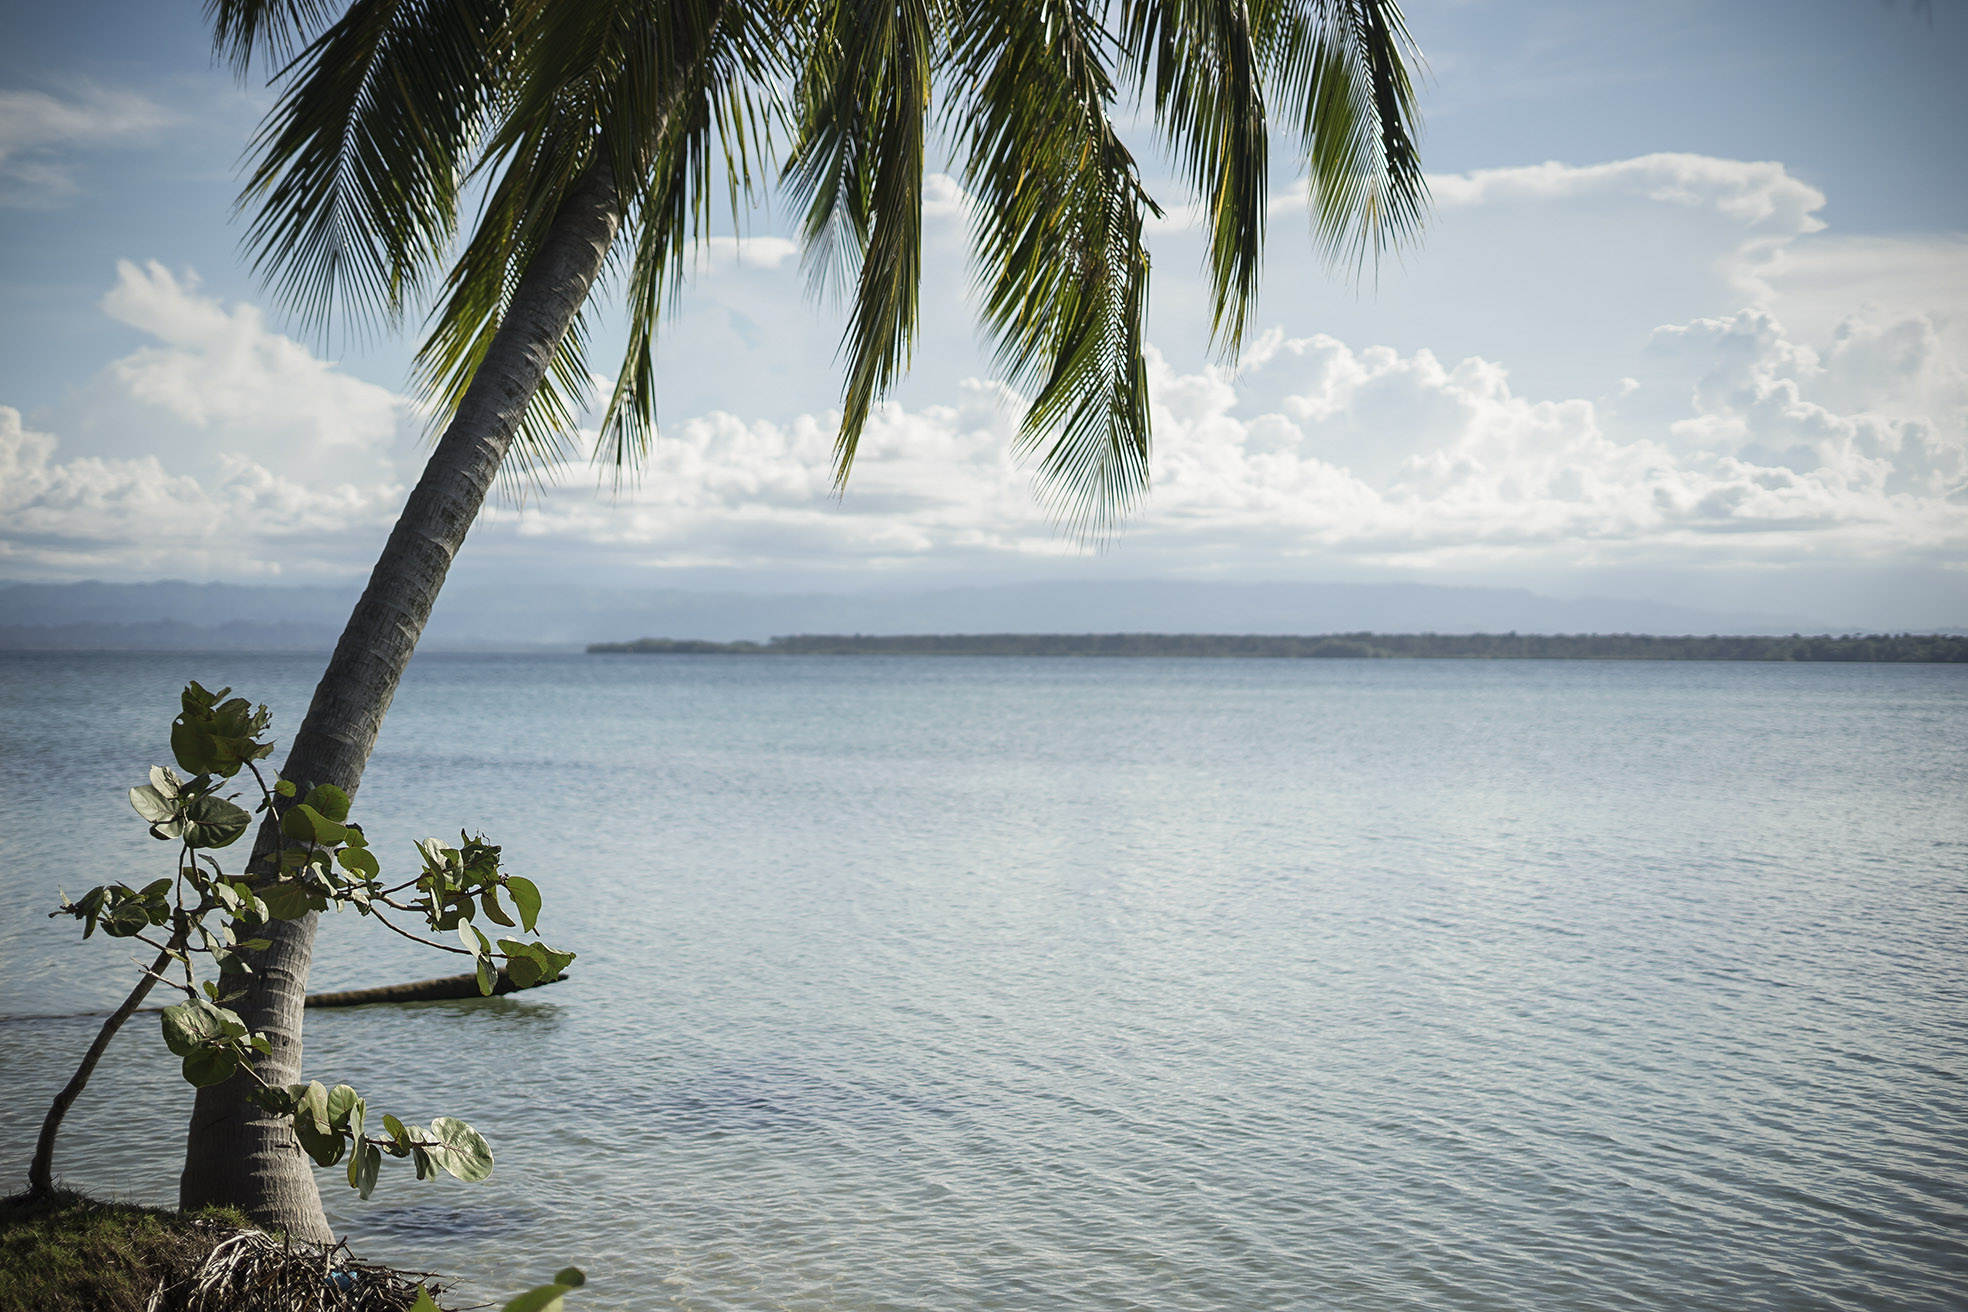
[480,886,516,928]
[326,1083,359,1130]
[250,1084,296,1114]
[504,876,542,933]
[505,952,543,990]
[161,1000,220,1056]
[181,1046,239,1088]
[103,899,152,938]
[182,794,252,849]
[129,782,177,824]
[261,882,311,921]
[303,783,351,822]
[337,846,380,879]
[280,803,346,846]
[294,1114,345,1168]
[169,685,273,779]
[171,719,222,777]
[351,1141,382,1199]
[297,1079,331,1134]
[427,1117,494,1182]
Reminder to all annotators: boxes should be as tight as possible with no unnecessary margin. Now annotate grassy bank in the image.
[0,1190,431,1312]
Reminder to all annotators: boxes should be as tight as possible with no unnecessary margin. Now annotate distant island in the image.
[587,633,1968,661]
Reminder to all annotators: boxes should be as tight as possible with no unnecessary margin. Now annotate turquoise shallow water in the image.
[2,651,1965,1310]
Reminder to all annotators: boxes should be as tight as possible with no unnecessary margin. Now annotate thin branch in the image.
[365,908,474,957]
[128,931,183,958]
[243,756,276,802]
[136,963,198,995]
[28,932,185,1196]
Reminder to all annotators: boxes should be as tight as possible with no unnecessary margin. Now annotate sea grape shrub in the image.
[50,681,576,1199]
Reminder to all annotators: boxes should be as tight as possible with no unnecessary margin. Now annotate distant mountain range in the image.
[0,578,1865,652]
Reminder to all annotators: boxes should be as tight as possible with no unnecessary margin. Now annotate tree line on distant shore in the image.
[587,633,1968,662]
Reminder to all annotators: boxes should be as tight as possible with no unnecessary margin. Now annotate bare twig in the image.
[27,930,186,1196]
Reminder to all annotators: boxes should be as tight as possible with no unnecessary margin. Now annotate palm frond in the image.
[236,0,509,340]
[782,0,937,485]
[953,0,1161,535]
[415,0,779,483]
[593,0,782,478]
[206,0,341,75]
[1257,0,1426,270]
[1119,0,1268,354]
[225,0,1424,526]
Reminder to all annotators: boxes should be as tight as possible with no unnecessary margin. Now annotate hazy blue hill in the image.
[0,619,344,652]
[0,581,355,651]
[0,580,359,625]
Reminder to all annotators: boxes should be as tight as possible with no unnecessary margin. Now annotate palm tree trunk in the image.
[178,158,622,1240]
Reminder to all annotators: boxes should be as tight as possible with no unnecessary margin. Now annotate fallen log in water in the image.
[305,970,567,1008]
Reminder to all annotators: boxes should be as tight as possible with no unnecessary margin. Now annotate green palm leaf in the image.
[226,0,1424,514]
[1120,0,1269,354]
[783,0,937,486]
[207,0,344,74]
[1259,0,1427,270]
[234,0,510,339]
[595,0,780,477]
[952,0,1160,533]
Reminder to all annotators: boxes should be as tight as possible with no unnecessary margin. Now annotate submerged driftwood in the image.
[7,972,569,1024]
[305,970,567,1008]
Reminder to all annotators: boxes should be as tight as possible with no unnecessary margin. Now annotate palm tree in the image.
[190,0,1424,1239]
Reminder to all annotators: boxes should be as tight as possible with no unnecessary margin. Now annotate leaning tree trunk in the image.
[179,159,621,1241]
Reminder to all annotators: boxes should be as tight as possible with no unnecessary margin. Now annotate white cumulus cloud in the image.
[464,306,1966,576]
[96,261,406,457]
[0,404,390,577]
[2,153,1962,593]
[0,265,407,577]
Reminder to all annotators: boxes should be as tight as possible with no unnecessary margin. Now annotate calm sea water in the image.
[2,651,1964,1311]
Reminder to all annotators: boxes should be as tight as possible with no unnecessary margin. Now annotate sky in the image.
[1,0,1965,629]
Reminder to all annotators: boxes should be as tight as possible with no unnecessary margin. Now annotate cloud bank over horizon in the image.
[1,153,1964,625]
